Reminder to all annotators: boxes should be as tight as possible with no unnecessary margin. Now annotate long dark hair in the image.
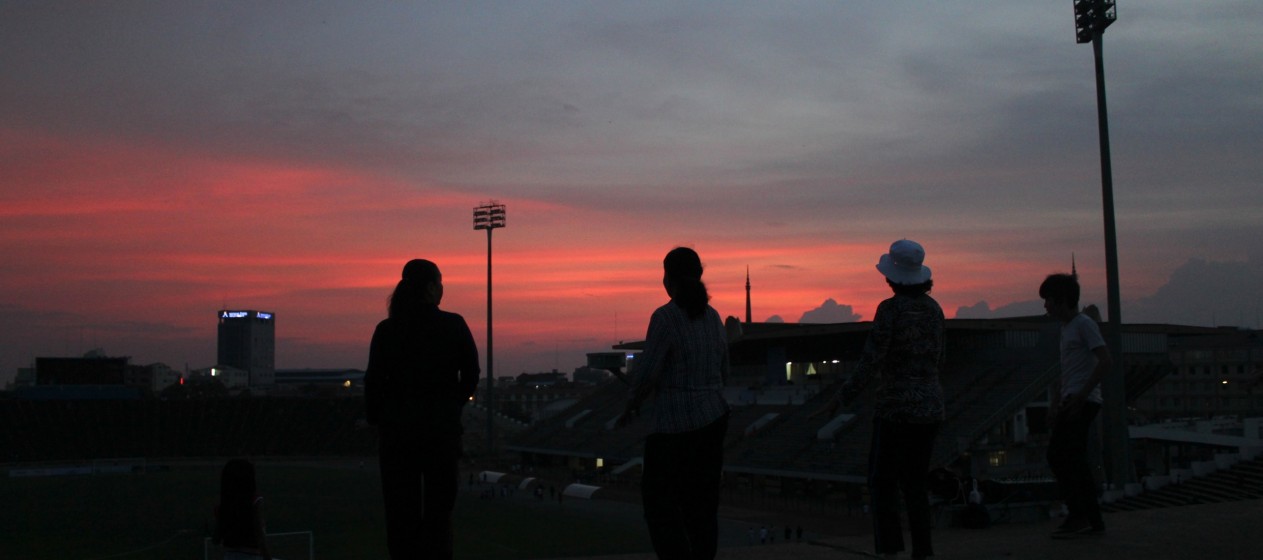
[217,458,258,548]
[388,259,440,320]
[664,247,710,319]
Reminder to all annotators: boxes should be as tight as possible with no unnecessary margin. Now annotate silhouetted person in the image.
[1041,273,1111,538]
[817,239,945,560]
[214,458,271,560]
[619,247,730,560]
[366,259,480,559]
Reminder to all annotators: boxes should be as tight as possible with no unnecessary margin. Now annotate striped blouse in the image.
[629,302,730,434]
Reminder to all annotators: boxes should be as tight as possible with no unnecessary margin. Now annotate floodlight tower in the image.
[474,201,506,454]
[1073,0,1131,487]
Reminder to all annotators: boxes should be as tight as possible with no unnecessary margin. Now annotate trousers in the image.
[1047,402,1103,526]
[379,430,461,560]
[869,417,939,558]
[641,414,729,560]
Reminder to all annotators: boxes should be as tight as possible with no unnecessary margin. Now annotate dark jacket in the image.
[365,305,480,436]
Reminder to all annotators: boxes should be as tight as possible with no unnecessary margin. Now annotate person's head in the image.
[663,247,709,319]
[1039,273,1080,321]
[876,239,933,295]
[389,259,443,319]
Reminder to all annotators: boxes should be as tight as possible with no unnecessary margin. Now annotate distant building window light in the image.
[988,451,1006,467]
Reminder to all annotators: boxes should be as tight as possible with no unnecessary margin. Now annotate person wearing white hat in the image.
[817,239,945,560]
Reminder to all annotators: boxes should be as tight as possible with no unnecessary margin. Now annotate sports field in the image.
[0,460,658,559]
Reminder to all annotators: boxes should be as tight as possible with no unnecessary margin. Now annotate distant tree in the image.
[193,379,229,399]
[163,378,229,399]
[159,382,187,400]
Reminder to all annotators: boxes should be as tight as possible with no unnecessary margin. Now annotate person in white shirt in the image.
[1040,273,1112,539]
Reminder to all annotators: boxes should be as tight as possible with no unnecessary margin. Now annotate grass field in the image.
[1,461,655,560]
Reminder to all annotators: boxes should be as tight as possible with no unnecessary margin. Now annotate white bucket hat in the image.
[876,239,931,285]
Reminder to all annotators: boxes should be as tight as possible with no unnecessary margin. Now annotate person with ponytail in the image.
[214,458,271,560]
[619,247,730,560]
[365,259,480,560]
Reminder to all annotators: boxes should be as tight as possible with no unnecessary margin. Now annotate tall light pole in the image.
[1073,0,1132,487]
[474,201,505,455]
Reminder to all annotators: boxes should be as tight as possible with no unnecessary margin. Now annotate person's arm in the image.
[212,505,223,545]
[843,300,894,404]
[814,300,893,418]
[364,321,388,427]
[936,306,947,372]
[618,311,668,427]
[1048,375,1062,427]
[719,312,731,385]
[1065,345,1112,414]
[455,317,482,402]
[254,498,272,560]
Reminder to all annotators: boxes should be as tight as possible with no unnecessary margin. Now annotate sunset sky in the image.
[3,2,1261,385]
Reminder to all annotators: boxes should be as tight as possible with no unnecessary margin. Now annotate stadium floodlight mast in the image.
[1073,0,1132,488]
[473,201,506,454]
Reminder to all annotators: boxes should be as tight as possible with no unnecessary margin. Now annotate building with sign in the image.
[217,310,275,388]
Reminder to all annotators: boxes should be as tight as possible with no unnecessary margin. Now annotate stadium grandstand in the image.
[505,317,1257,511]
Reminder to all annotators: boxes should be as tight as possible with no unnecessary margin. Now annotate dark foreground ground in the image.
[562,497,1261,560]
[3,458,1256,559]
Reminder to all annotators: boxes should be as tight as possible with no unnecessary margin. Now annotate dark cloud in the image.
[799,299,862,324]
[1128,257,1263,328]
[954,300,1046,320]
[954,256,1263,329]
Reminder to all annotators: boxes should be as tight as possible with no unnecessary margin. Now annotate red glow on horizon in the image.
[2,127,1107,376]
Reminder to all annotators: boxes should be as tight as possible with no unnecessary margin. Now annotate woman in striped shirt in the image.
[620,246,731,560]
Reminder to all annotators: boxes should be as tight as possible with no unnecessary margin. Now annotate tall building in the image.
[217,310,275,388]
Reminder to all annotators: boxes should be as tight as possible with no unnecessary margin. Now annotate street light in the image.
[1072,0,1131,487]
[474,201,505,455]
[1073,0,1115,44]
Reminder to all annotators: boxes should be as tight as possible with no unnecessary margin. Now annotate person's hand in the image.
[1062,394,1086,417]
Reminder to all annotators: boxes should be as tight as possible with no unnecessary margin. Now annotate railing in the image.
[934,361,1060,467]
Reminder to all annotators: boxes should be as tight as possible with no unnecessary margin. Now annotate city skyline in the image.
[3,2,1262,385]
